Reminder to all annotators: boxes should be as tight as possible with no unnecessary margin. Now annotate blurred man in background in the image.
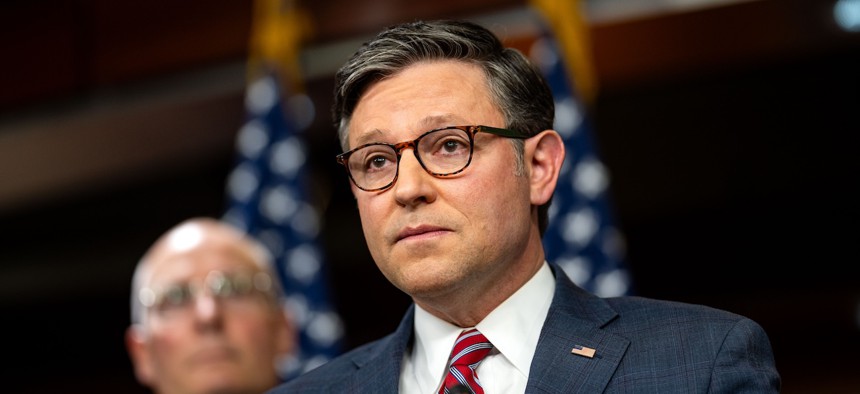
[126,217,294,394]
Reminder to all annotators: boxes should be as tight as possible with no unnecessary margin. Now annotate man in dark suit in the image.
[270,20,779,393]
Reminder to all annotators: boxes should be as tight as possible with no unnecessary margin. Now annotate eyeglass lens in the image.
[345,127,472,190]
[142,271,273,317]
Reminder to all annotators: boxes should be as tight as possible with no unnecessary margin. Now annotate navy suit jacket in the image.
[269,264,780,393]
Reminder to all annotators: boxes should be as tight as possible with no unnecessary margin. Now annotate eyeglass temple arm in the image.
[478,125,531,139]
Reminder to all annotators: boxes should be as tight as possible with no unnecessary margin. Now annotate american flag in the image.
[222,70,343,378]
[221,0,342,379]
[530,0,633,297]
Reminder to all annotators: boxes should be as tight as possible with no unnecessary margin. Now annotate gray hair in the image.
[333,20,555,234]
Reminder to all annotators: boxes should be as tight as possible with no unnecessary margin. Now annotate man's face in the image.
[129,232,291,394]
[348,60,536,305]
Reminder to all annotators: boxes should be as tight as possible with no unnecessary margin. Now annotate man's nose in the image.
[398,148,423,174]
[393,149,436,206]
[192,293,223,329]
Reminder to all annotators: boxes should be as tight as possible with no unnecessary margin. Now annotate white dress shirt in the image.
[399,262,556,394]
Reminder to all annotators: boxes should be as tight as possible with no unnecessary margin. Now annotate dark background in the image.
[1,0,858,393]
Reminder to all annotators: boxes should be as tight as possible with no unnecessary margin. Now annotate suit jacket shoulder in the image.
[268,264,780,393]
[266,306,414,394]
[527,265,780,393]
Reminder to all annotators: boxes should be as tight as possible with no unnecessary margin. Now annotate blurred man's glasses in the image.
[336,125,531,191]
[139,270,275,319]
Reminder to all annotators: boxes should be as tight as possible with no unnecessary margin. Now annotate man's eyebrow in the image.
[417,114,466,130]
[352,128,388,146]
[351,115,469,146]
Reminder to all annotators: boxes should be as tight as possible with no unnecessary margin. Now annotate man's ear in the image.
[125,325,155,386]
[274,306,297,357]
[526,130,565,206]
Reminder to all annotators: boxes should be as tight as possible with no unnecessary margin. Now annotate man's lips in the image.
[189,345,240,365]
[396,225,450,242]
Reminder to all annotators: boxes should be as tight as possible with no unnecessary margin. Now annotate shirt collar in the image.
[476,262,555,375]
[412,302,462,389]
[412,262,555,381]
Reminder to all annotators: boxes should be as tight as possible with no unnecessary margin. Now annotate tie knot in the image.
[440,329,493,394]
[449,329,493,367]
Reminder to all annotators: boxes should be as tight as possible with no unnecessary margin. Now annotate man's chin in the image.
[184,370,257,394]
[395,270,465,300]
[183,356,246,389]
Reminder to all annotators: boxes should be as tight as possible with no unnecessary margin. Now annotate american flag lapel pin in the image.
[571,344,596,358]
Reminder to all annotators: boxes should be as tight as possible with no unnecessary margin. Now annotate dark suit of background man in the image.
[269,20,780,393]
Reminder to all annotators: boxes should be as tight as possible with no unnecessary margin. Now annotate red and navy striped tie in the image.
[439,329,494,394]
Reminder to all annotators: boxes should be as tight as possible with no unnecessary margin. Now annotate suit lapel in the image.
[527,266,630,393]
[345,306,415,393]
